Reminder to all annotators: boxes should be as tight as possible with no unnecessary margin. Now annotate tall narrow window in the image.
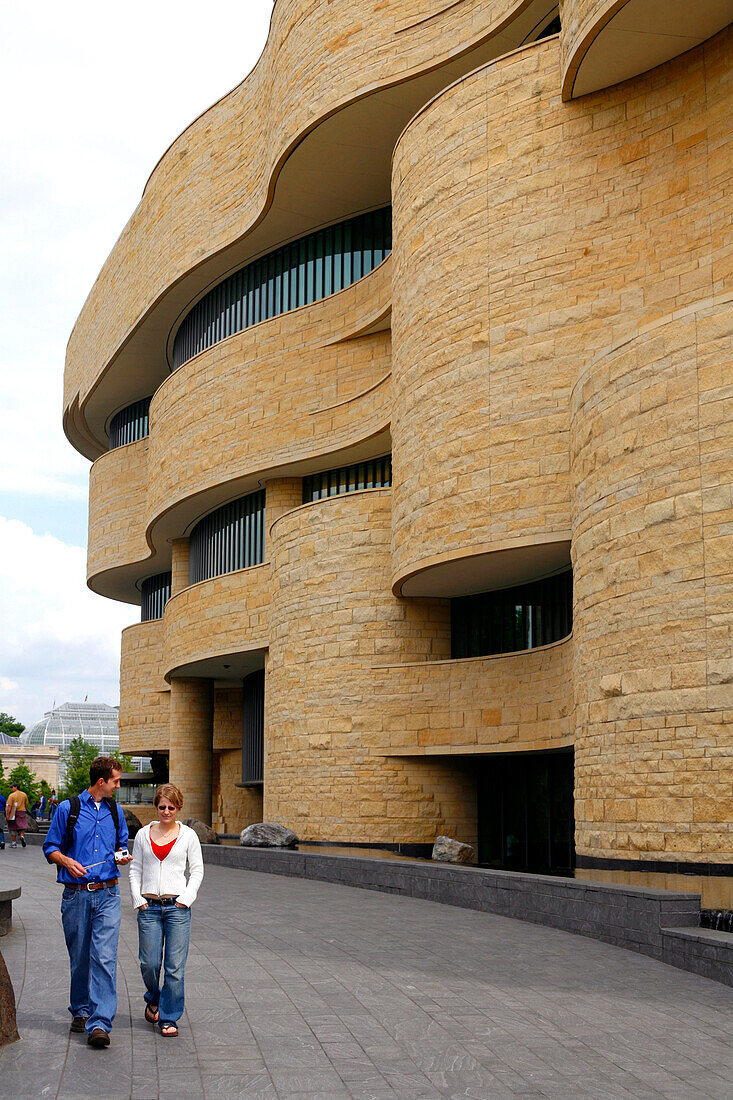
[172,207,392,369]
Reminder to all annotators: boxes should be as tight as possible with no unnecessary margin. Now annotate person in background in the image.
[43,757,132,1048]
[129,784,203,1037]
[5,783,29,849]
[49,789,59,819]
[39,793,47,820]
[0,790,6,850]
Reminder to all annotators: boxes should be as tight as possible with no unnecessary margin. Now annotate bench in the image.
[0,886,21,936]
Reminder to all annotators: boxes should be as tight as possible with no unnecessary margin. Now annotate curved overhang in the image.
[394,535,572,598]
[561,0,733,100]
[65,0,561,459]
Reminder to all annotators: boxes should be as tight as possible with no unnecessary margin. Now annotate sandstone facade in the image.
[66,2,732,869]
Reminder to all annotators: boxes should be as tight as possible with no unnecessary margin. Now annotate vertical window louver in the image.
[188,490,266,584]
[302,455,392,503]
[109,396,153,449]
[451,569,572,658]
[140,572,172,622]
[172,207,392,369]
[241,669,264,786]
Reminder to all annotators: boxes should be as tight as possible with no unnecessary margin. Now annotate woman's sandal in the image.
[160,1022,178,1037]
[144,1004,159,1024]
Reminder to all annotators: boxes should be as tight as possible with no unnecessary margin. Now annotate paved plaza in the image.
[1,848,731,1099]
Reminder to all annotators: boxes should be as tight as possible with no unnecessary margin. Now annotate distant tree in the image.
[61,737,100,798]
[7,760,40,808]
[0,713,24,738]
[115,753,135,774]
[39,779,52,800]
[0,758,7,799]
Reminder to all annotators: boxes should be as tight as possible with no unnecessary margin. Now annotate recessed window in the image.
[451,569,572,658]
[109,396,152,449]
[188,490,266,584]
[140,572,171,622]
[173,207,392,369]
[302,455,392,503]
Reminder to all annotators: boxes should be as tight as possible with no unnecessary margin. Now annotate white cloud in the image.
[0,518,137,728]
[0,5,273,727]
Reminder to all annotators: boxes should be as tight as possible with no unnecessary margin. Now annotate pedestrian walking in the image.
[42,756,132,1047]
[0,790,6,850]
[39,793,47,820]
[49,789,59,819]
[129,783,203,1037]
[5,784,29,848]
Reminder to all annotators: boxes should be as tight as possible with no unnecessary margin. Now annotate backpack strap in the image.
[61,795,81,855]
[103,797,121,850]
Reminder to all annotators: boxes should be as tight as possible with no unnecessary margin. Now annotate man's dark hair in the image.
[89,756,121,786]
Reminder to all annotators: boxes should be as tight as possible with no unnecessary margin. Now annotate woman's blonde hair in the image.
[153,783,184,810]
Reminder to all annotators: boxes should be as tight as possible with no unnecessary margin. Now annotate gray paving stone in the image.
[0,847,732,1100]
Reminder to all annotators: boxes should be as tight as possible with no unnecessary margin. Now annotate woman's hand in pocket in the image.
[175,901,188,908]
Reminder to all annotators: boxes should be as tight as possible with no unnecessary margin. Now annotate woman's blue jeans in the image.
[137,901,191,1024]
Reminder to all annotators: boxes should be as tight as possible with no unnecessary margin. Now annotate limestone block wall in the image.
[64,0,539,445]
[87,437,151,590]
[267,487,487,844]
[212,686,263,834]
[147,264,392,526]
[370,637,574,756]
[169,677,213,822]
[392,30,731,596]
[119,621,170,755]
[572,303,733,862]
[163,564,270,679]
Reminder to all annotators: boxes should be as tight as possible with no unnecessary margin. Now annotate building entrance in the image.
[477,750,574,874]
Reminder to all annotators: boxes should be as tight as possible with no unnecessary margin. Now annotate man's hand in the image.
[116,853,133,865]
[48,851,87,878]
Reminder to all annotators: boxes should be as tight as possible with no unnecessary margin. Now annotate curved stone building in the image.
[65,1,733,876]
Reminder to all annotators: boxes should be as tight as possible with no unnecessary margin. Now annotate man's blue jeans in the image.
[60,883,121,1033]
[137,901,191,1024]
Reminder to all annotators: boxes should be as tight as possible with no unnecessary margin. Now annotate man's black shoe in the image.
[70,1016,88,1033]
[19,836,26,848]
[0,843,5,850]
[87,1028,110,1048]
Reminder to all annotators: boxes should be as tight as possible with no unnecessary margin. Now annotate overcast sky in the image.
[0,2,273,729]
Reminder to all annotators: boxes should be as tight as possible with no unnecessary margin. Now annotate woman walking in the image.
[129,784,203,1036]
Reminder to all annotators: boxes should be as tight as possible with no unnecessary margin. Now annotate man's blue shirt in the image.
[0,794,6,815]
[43,790,128,885]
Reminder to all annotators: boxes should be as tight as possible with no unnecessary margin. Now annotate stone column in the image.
[170,537,190,596]
[264,477,302,541]
[169,677,213,823]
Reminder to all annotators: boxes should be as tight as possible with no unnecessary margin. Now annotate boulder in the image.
[123,808,143,840]
[24,814,40,834]
[432,836,474,864]
[240,822,298,848]
[0,945,19,1046]
[183,818,220,844]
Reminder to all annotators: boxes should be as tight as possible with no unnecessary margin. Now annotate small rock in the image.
[24,814,40,834]
[183,818,219,844]
[432,836,474,864]
[240,822,298,848]
[123,808,143,840]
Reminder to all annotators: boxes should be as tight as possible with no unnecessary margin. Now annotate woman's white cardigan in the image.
[129,823,204,909]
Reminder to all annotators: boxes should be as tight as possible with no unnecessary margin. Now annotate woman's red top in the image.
[151,835,177,861]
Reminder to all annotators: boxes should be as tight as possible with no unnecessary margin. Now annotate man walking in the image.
[43,756,132,1047]
[0,790,6,850]
[5,783,29,848]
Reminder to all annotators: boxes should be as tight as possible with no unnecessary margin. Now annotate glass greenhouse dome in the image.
[20,702,149,784]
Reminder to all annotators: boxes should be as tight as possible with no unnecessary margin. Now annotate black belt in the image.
[65,878,119,892]
[144,897,179,906]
